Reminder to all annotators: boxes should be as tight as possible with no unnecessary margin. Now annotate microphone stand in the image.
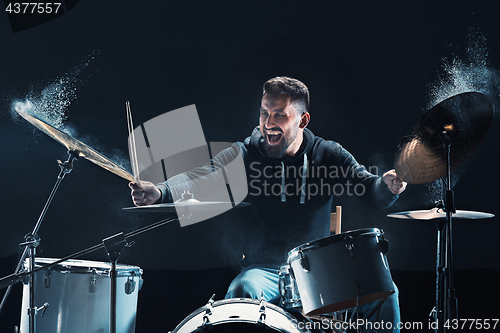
[0,151,78,333]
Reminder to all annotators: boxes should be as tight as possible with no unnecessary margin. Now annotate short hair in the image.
[263,76,310,114]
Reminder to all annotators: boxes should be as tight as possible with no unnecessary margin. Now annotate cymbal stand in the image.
[432,131,458,333]
[0,151,78,333]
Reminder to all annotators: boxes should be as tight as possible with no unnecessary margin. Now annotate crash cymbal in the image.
[16,108,136,182]
[387,207,494,220]
[394,92,494,184]
[122,200,250,213]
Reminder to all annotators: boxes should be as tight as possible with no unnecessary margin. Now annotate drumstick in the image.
[126,101,141,184]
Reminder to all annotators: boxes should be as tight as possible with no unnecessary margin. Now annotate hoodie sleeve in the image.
[156,142,245,203]
[333,143,398,208]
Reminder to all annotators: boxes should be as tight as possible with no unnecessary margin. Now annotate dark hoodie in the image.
[157,127,398,266]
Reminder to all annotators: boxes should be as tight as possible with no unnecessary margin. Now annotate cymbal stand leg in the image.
[0,151,77,333]
[433,220,445,333]
[445,198,458,322]
[24,235,39,333]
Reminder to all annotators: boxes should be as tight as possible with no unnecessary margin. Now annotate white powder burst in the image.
[425,29,499,204]
[428,29,500,110]
[10,50,99,132]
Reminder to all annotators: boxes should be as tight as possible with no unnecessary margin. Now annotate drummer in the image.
[130,77,406,332]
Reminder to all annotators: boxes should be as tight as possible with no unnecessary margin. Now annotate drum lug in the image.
[138,277,144,291]
[44,270,52,289]
[201,294,215,328]
[89,269,97,293]
[288,266,296,280]
[345,236,355,259]
[257,292,266,325]
[298,250,310,272]
[378,235,389,254]
[125,272,136,295]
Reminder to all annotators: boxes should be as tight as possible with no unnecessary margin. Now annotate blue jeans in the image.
[225,265,401,333]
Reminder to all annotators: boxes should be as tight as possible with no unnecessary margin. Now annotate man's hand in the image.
[129,181,161,206]
[382,169,407,195]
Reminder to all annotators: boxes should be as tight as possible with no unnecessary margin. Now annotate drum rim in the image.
[170,298,303,332]
[28,257,143,276]
[287,227,383,260]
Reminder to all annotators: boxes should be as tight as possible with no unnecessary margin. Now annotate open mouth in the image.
[266,130,283,144]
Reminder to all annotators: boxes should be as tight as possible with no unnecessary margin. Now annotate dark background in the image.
[1,1,499,332]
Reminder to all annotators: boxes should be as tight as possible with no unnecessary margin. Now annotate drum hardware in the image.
[124,272,137,295]
[202,294,215,327]
[43,270,52,289]
[377,234,389,254]
[278,264,302,311]
[344,236,354,259]
[392,91,494,333]
[258,292,267,325]
[298,250,309,272]
[27,303,49,318]
[89,269,97,293]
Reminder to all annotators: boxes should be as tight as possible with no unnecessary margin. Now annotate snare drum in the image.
[19,258,143,333]
[169,298,308,332]
[278,264,302,311]
[288,228,395,316]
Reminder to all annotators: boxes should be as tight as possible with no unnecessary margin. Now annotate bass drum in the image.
[169,298,310,333]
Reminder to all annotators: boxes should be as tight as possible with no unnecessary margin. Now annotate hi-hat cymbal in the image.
[394,92,494,184]
[16,109,136,182]
[387,207,494,220]
[122,200,250,213]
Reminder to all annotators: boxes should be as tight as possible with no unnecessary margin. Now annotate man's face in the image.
[259,94,302,158]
